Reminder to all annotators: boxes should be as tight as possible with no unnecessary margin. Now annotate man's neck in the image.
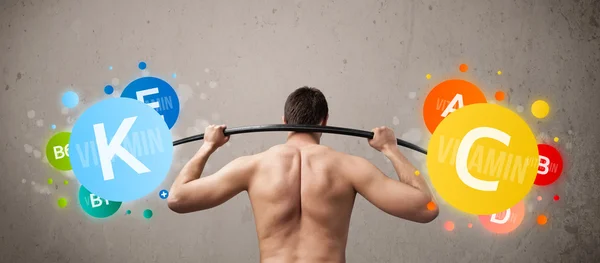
[285,132,320,147]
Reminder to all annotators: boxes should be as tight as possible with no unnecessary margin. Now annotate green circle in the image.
[143,209,153,219]
[78,185,121,218]
[47,178,53,185]
[46,132,72,171]
[57,198,68,208]
[63,180,69,185]
[126,210,131,215]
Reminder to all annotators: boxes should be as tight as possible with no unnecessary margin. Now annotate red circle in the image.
[495,91,506,101]
[534,144,564,186]
[444,221,455,231]
[553,195,560,201]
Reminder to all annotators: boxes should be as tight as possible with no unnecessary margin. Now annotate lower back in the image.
[247,144,355,263]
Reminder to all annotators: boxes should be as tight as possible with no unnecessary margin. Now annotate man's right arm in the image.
[347,127,439,223]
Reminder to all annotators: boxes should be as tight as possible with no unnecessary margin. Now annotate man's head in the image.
[283,86,329,126]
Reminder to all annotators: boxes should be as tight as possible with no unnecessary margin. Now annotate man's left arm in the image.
[168,125,255,213]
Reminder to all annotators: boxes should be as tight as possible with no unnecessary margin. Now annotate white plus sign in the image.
[161,191,167,197]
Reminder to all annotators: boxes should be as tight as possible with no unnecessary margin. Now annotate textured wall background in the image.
[1,0,599,262]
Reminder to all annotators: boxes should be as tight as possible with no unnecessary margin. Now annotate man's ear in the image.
[321,114,329,126]
[282,116,287,124]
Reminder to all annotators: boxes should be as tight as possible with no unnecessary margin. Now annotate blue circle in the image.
[69,98,173,202]
[109,66,113,70]
[172,73,177,79]
[62,91,79,108]
[104,85,114,95]
[159,189,169,199]
[51,124,56,130]
[121,77,180,129]
[138,62,147,70]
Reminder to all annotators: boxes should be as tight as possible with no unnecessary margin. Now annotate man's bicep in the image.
[171,156,254,212]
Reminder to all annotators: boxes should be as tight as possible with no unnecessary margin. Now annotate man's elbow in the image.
[411,196,440,223]
[167,192,188,214]
[415,206,439,223]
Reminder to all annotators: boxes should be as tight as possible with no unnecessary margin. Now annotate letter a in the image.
[441,94,464,117]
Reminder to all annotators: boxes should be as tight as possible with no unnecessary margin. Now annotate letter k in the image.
[94,116,151,181]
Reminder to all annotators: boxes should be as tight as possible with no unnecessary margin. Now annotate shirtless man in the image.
[168,87,439,263]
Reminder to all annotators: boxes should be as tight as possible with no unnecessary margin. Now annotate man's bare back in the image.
[169,126,439,263]
[249,144,357,263]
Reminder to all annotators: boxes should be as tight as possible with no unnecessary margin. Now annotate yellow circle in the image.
[426,74,432,80]
[531,100,550,119]
[426,103,539,215]
[553,137,559,142]
[415,170,421,176]
[497,71,502,75]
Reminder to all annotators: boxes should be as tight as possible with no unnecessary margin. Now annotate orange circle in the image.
[427,201,437,211]
[537,196,542,201]
[537,215,548,225]
[468,223,473,228]
[422,79,487,133]
[495,91,505,101]
[444,221,455,231]
[478,201,525,234]
[459,64,468,72]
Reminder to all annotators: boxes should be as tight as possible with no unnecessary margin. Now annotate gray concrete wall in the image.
[1,0,599,262]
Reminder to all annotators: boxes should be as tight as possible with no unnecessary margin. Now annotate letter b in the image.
[90,194,109,208]
[53,146,65,159]
[538,156,550,175]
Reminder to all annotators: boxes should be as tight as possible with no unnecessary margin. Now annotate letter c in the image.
[456,127,510,191]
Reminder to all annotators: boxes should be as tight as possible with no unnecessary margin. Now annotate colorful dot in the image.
[143,209,153,219]
[172,73,177,78]
[427,201,436,211]
[414,170,421,176]
[468,223,473,228]
[104,85,114,95]
[537,196,542,201]
[554,137,559,142]
[57,198,68,208]
[126,210,131,215]
[554,195,560,201]
[109,66,113,70]
[459,64,468,72]
[47,178,53,185]
[138,61,147,70]
[531,100,550,119]
[51,124,56,130]
[61,91,79,109]
[63,180,69,185]
[426,74,432,80]
[537,215,548,225]
[444,221,455,231]
[497,70,502,75]
[495,91,506,101]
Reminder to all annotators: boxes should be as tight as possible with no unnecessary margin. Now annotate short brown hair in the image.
[284,86,328,125]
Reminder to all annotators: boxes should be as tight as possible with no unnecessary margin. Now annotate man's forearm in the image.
[172,144,216,187]
[382,146,433,199]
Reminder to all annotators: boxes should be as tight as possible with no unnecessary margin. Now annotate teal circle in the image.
[143,209,153,219]
[78,185,121,218]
